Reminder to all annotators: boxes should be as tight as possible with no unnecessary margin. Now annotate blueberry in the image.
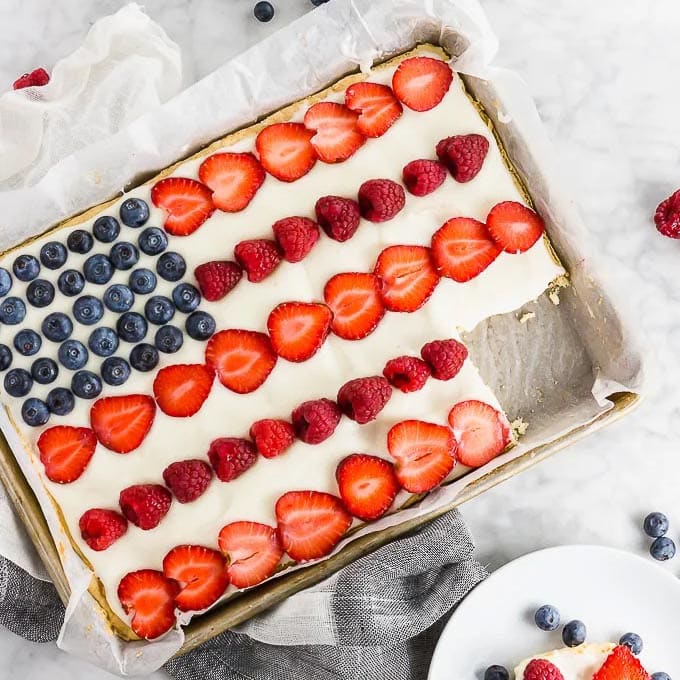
[0,345,12,371]
[26,278,55,308]
[652,673,672,680]
[42,312,73,342]
[144,295,175,325]
[39,241,68,269]
[0,297,26,325]
[58,339,89,370]
[13,329,42,356]
[155,325,183,354]
[129,268,157,295]
[644,512,669,538]
[0,268,12,297]
[650,536,676,561]
[58,269,85,297]
[534,604,560,632]
[101,356,131,386]
[103,284,135,313]
[83,254,114,285]
[254,1,275,21]
[92,216,120,243]
[119,198,149,228]
[71,370,103,399]
[117,312,148,343]
[88,327,119,357]
[186,310,216,341]
[31,358,58,385]
[138,227,168,256]
[172,282,201,313]
[4,369,33,397]
[156,252,186,282]
[13,255,40,282]
[129,343,159,372]
[619,632,643,655]
[73,296,104,325]
[110,242,140,270]
[46,387,75,416]
[562,620,586,647]
[484,666,509,680]
[67,229,94,254]
[22,398,50,427]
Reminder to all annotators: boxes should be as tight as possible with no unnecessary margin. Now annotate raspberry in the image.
[383,356,431,392]
[523,659,565,680]
[272,216,320,262]
[194,260,243,301]
[250,419,296,458]
[119,484,172,530]
[208,437,258,481]
[337,376,392,424]
[13,68,50,90]
[436,134,489,182]
[79,508,127,551]
[357,179,406,222]
[420,338,468,380]
[315,196,361,242]
[402,159,447,196]
[234,239,282,282]
[162,459,213,503]
[654,188,680,238]
[291,398,341,444]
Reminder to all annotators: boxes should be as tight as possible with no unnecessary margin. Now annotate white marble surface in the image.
[0,0,679,677]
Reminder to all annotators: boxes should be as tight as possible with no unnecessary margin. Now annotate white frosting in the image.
[0,52,564,626]
[514,643,615,680]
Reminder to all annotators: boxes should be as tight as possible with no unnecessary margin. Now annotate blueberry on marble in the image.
[155,325,183,354]
[652,673,672,680]
[117,312,148,343]
[156,252,186,282]
[110,242,140,271]
[73,295,104,326]
[483,666,509,680]
[138,227,168,256]
[31,357,59,385]
[0,297,26,325]
[129,268,157,295]
[39,241,68,270]
[129,343,159,372]
[144,295,175,325]
[13,329,42,357]
[58,269,85,297]
[4,368,33,397]
[0,345,12,371]
[83,253,114,285]
[119,198,150,228]
[46,387,75,416]
[26,279,55,308]
[534,604,560,632]
[67,229,94,254]
[58,339,89,370]
[186,310,216,341]
[172,282,201,313]
[650,536,676,561]
[71,370,103,399]
[643,512,669,538]
[42,312,73,343]
[562,620,586,647]
[13,255,40,282]
[101,356,131,386]
[254,1,275,21]
[103,284,135,313]
[22,398,50,427]
[619,632,643,655]
[88,327,120,357]
[93,216,121,243]
[0,268,12,297]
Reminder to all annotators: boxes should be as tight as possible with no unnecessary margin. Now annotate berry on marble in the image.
[253,1,275,22]
[67,229,94,254]
[13,68,49,90]
[57,269,85,297]
[26,278,55,308]
[13,329,42,356]
[619,632,643,655]
[4,368,32,397]
[31,357,58,385]
[138,227,168,256]
[83,254,114,285]
[144,295,175,325]
[39,241,68,270]
[186,310,216,341]
[73,295,104,325]
[129,343,159,372]
[534,604,560,631]
[13,255,40,282]
[483,666,509,680]
[562,620,586,647]
[310,0,330,5]
[650,536,676,561]
[654,189,680,239]
[119,198,150,228]
[0,268,11,297]
[110,242,140,271]
[42,312,73,343]
[22,398,50,427]
[154,325,183,354]
[0,345,12,371]
[129,268,157,295]
[72,370,103,399]
[117,312,148,343]
[46,387,75,416]
[172,282,201,313]
[103,284,135,313]
[643,511,669,538]
[58,339,89,370]
[0,297,26,325]
[156,252,187,282]
[88,327,119,357]
[651,673,672,680]
[101,356,131,386]
[93,215,120,243]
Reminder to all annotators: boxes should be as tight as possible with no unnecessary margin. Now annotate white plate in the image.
[428,545,680,679]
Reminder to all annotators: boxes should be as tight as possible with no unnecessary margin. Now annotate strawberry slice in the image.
[486,201,545,253]
[151,177,215,236]
[335,454,399,521]
[255,123,317,182]
[153,364,215,417]
[303,102,365,163]
[431,217,501,282]
[592,645,651,680]
[90,395,156,454]
[163,544,230,612]
[323,272,385,340]
[118,569,179,640]
[198,152,265,212]
[205,329,277,393]
[386,420,456,493]
[37,426,97,484]
[218,521,284,588]
[374,245,440,312]
[345,82,403,137]
[267,301,333,362]
[392,56,453,112]
[447,400,510,467]
[275,490,352,562]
